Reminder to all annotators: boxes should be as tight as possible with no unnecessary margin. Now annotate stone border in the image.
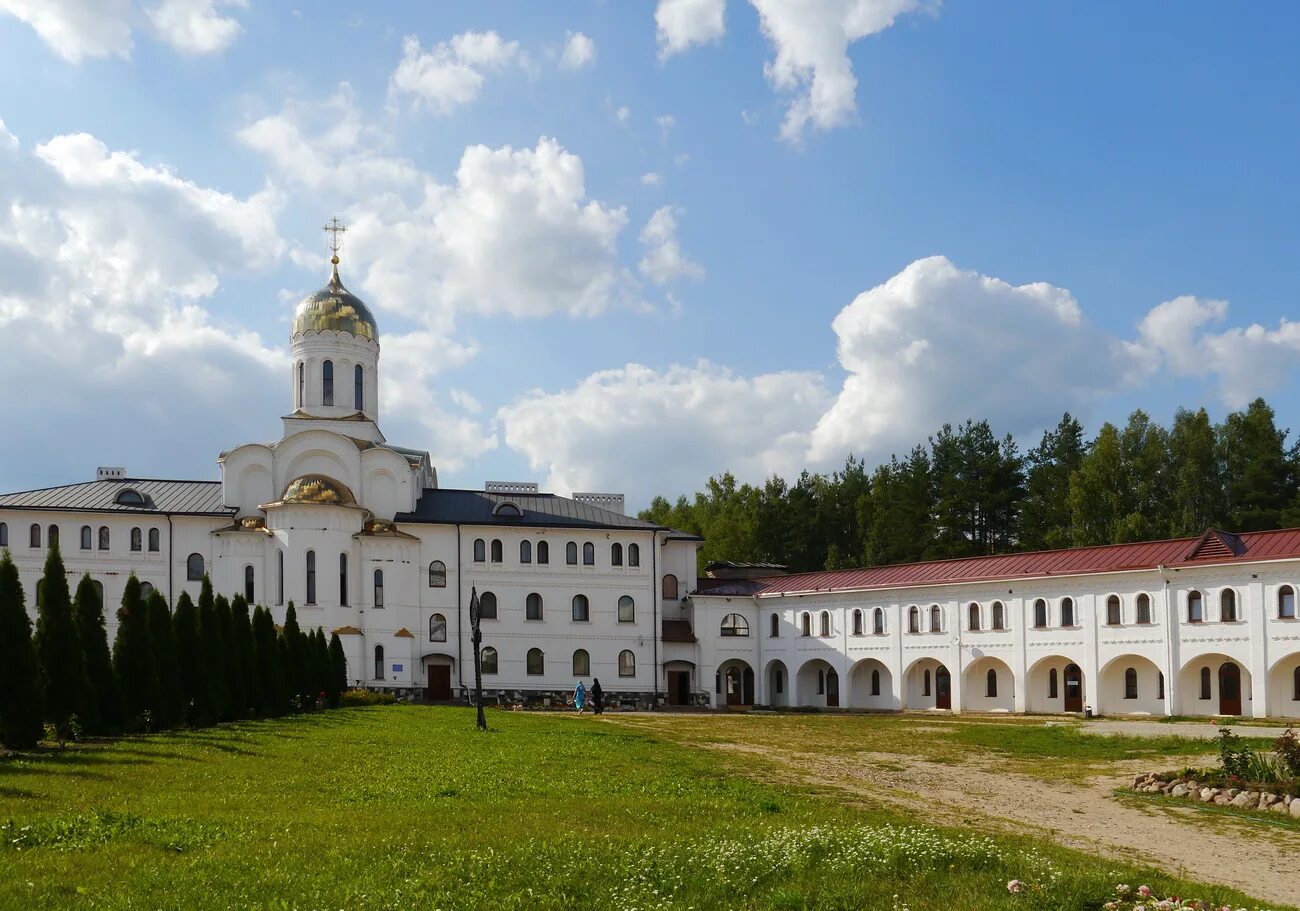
[1130,772,1300,817]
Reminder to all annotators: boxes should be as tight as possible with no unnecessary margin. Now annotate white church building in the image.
[1,244,1299,718]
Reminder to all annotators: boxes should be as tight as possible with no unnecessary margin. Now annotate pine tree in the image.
[251,605,283,716]
[1020,414,1086,550]
[112,575,157,730]
[172,591,202,725]
[35,540,89,742]
[196,582,229,723]
[0,550,44,749]
[231,595,256,718]
[327,631,346,708]
[1222,398,1294,531]
[146,590,182,729]
[73,574,123,734]
[1168,407,1226,535]
[214,594,238,720]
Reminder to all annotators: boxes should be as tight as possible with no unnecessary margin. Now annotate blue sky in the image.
[0,1,1297,508]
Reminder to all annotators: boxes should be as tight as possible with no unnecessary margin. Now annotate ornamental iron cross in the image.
[322,217,347,257]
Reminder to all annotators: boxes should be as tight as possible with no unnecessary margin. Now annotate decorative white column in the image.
[1248,580,1269,718]
[1012,594,1027,713]
[949,598,963,713]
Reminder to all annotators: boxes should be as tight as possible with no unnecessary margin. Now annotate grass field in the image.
[0,706,1285,910]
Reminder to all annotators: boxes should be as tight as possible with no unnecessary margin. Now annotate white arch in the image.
[794,658,840,708]
[1097,654,1164,716]
[961,655,1014,713]
[1266,651,1300,718]
[902,656,951,711]
[1026,654,1085,714]
[847,657,896,710]
[765,658,790,707]
[1177,653,1251,717]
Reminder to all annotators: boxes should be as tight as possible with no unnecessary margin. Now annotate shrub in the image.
[341,689,398,707]
[1275,727,1300,778]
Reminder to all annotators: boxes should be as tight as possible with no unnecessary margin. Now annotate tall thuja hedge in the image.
[113,575,157,729]
[327,631,346,708]
[172,591,201,725]
[35,541,89,741]
[0,550,44,749]
[214,594,239,721]
[251,605,283,716]
[74,574,123,734]
[195,578,227,723]
[281,602,308,711]
[147,590,182,729]
[309,628,330,707]
[231,595,256,718]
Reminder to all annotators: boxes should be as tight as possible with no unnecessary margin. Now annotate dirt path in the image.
[617,718,1300,907]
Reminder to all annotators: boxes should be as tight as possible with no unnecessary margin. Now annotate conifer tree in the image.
[281,602,307,711]
[112,575,157,729]
[214,594,238,720]
[231,595,256,718]
[0,551,44,749]
[1222,398,1294,531]
[327,631,346,708]
[251,605,283,716]
[73,574,123,734]
[312,628,330,708]
[35,540,89,742]
[196,582,229,723]
[172,591,201,725]
[146,590,182,729]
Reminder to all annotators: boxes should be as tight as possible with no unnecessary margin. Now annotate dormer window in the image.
[115,488,146,507]
[493,501,522,518]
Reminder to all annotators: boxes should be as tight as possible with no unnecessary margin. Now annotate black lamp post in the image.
[469,585,487,731]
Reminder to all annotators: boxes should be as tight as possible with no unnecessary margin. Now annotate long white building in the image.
[1,249,1298,718]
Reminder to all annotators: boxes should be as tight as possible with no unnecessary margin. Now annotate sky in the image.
[0,0,1298,510]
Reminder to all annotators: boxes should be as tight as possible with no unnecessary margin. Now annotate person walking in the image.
[573,679,587,714]
[591,678,604,715]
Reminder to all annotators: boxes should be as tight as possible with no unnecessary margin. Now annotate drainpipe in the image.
[1158,564,1174,716]
[456,524,463,699]
[166,514,174,605]
[652,531,660,707]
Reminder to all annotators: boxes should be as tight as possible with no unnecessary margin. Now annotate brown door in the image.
[725,667,742,706]
[1218,663,1242,716]
[428,665,452,701]
[667,670,689,705]
[826,669,840,707]
[1064,664,1083,712]
[935,666,951,709]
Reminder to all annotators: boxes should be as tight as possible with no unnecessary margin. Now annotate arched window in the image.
[770,613,780,637]
[774,669,784,694]
[800,612,812,636]
[97,526,109,550]
[923,669,931,696]
[187,552,205,581]
[430,613,447,642]
[473,539,486,562]
[873,607,885,635]
[571,594,589,622]
[29,523,40,549]
[1124,667,1138,699]
[1280,585,1296,619]
[478,591,497,619]
[1293,666,1300,700]
[0,522,7,547]
[429,560,447,587]
[354,364,364,410]
[908,606,920,633]
[297,361,304,408]
[1187,590,1203,623]
[140,582,154,600]
[490,539,503,563]
[968,603,981,631]
[244,565,255,603]
[1136,593,1152,624]
[991,601,1005,630]
[92,580,104,605]
[1048,668,1058,699]
[617,595,635,623]
[526,592,543,620]
[322,359,334,406]
[481,647,498,674]
[1200,666,1211,699]
[305,550,316,604]
[628,543,640,567]
[819,610,831,637]
[537,541,550,564]
[80,525,92,550]
[986,668,998,698]
[1060,597,1075,627]
[520,540,532,564]
[870,669,881,696]
[148,528,160,552]
[720,613,749,636]
[374,644,384,680]
[130,527,142,552]
[852,609,864,636]
[662,574,679,600]
[1158,671,1165,700]
[572,649,589,676]
[566,542,578,565]
[526,648,544,675]
[339,553,348,606]
[611,543,623,566]
[277,551,284,604]
[36,579,44,607]
[929,605,942,633]
[619,650,635,677]
[1107,595,1121,625]
[582,542,595,565]
[1033,599,1048,628]
[1220,589,1237,622]
[48,525,59,549]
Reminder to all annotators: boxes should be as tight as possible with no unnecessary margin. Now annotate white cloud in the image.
[673,152,691,167]
[751,0,928,143]
[0,0,134,62]
[147,0,245,55]
[655,0,726,59]
[641,171,663,186]
[615,105,631,124]
[558,30,595,69]
[500,361,829,503]
[638,206,703,286]
[656,113,676,142]
[388,31,522,114]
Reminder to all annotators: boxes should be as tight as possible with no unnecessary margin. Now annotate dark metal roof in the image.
[0,478,230,516]
[397,488,666,531]
[661,619,696,642]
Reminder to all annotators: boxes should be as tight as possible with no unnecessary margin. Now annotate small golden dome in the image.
[291,259,379,342]
[281,475,357,506]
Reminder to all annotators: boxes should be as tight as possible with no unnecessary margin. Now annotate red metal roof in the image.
[697,527,1300,598]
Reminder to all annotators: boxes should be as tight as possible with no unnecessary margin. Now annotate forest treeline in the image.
[639,398,1300,574]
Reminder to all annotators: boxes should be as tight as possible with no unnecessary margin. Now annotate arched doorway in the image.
[1266,653,1300,717]
[1063,663,1083,712]
[848,658,895,710]
[766,659,789,707]
[961,656,1014,712]
[422,653,455,701]
[1218,662,1242,716]
[1098,655,1164,715]
[1177,654,1251,717]
[1027,655,1084,714]
[664,660,694,706]
[935,666,951,709]
[795,659,839,708]
[903,657,951,710]
[718,659,754,707]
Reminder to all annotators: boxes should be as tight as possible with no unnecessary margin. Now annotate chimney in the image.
[573,492,625,516]
[97,467,126,481]
[484,481,539,495]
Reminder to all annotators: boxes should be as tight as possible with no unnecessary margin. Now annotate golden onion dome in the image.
[280,475,357,506]
[291,257,379,342]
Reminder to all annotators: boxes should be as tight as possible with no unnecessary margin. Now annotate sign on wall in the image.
[393,664,403,673]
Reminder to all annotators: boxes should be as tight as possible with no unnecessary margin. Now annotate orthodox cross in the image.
[322,217,347,259]
[469,585,487,731]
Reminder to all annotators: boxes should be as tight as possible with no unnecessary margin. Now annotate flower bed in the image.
[1010,881,1277,911]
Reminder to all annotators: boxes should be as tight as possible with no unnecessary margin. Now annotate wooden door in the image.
[826,669,840,707]
[428,665,452,701]
[935,666,951,709]
[1218,663,1242,716]
[725,668,742,706]
[667,670,689,705]
[1064,664,1083,712]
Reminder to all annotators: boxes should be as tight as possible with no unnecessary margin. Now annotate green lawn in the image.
[0,706,1285,910]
